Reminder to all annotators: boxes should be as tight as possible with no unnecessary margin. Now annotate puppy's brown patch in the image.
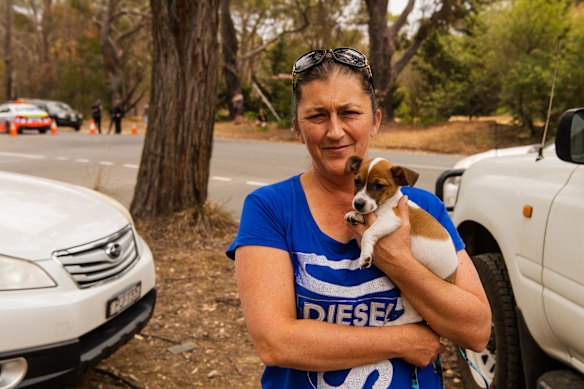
[394,206,450,240]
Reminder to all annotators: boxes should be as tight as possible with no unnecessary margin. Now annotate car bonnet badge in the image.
[105,242,123,260]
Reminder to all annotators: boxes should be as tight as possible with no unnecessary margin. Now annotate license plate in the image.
[107,282,141,318]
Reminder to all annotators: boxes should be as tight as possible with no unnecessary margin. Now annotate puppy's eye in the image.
[372,183,386,191]
[354,178,362,188]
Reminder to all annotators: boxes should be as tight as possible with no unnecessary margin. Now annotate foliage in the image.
[1,0,149,115]
[555,7,584,114]
[480,0,569,134]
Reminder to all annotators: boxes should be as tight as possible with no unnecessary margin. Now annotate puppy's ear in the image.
[390,166,419,187]
[345,155,363,174]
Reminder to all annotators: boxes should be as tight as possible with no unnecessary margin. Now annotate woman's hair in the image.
[291,58,377,125]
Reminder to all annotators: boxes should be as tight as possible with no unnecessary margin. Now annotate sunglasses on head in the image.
[291,48,374,90]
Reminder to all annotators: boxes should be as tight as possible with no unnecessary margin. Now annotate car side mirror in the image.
[556,108,584,164]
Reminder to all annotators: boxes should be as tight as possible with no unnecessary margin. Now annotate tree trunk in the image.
[366,0,461,122]
[220,0,241,118]
[366,0,394,120]
[4,0,15,100]
[100,0,125,101]
[130,0,219,219]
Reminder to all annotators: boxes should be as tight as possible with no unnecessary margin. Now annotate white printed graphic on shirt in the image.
[295,252,395,297]
[296,252,399,388]
[312,361,394,389]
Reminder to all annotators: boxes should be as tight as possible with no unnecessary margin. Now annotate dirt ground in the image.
[76,118,537,389]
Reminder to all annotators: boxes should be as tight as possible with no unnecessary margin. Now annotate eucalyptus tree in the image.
[93,0,151,110]
[365,0,472,120]
[131,0,220,219]
[3,0,15,100]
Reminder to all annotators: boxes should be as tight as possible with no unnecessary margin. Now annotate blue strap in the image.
[458,347,490,389]
[411,354,444,389]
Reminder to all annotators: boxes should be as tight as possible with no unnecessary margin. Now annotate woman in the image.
[227,48,491,388]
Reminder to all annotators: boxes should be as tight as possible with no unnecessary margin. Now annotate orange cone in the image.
[0,122,5,133]
[9,122,18,137]
[89,119,97,135]
[131,124,138,135]
[50,119,58,135]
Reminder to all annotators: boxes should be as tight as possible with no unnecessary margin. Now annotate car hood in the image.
[452,144,540,169]
[0,172,130,261]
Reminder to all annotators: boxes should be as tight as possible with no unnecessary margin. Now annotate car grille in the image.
[53,225,139,288]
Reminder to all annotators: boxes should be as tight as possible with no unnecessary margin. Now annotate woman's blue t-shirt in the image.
[227,174,464,389]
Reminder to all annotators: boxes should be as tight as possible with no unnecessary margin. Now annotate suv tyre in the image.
[458,253,525,389]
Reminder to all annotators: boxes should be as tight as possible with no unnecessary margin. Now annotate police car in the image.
[0,103,52,134]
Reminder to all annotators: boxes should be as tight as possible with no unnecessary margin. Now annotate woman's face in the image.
[294,71,381,180]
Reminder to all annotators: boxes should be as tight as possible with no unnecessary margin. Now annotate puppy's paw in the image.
[344,211,364,225]
[359,255,372,269]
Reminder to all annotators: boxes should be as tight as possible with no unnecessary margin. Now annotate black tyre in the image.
[74,125,81,131]
[39,127,48,134]
[457,252,525,389]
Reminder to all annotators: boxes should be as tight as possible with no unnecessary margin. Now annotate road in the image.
[0,133,460,218]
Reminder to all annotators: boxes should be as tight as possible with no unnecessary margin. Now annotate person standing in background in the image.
[110,100,124,135]
[231,90,244,125]
[91,99,102,134]
[143,103,149,125]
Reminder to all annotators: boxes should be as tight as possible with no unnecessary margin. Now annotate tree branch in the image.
[389,0,415,41]
[239,4,310,60]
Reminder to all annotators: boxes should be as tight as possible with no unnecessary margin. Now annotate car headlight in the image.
[57,113,66,119]
[443,176,462,209]
[0,256,56,291]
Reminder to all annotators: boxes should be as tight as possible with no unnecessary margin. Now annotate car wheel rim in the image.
[465,347,495,388]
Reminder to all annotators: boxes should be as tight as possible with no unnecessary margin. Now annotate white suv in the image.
[0,172,157,389]
[436,108,584,388]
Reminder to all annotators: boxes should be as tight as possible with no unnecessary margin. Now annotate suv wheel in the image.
[457,252,525,389]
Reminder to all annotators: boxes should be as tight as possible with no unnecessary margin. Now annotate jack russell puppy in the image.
[344,155,458,325]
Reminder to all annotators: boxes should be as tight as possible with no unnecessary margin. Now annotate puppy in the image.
[344,155,458,325]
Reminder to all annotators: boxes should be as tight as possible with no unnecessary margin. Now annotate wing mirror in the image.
[556,108,584,164]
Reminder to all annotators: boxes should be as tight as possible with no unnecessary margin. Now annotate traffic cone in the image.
[9,122,18,137]
[0,122,5,133]
[50,119,58,135]
[89,119,97,135]
[131,124,138,135]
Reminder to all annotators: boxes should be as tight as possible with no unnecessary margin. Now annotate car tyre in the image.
[39,127,48,134]
[74,125,81,131]
[457,252,525,389]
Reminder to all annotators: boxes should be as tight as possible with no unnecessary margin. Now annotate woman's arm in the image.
[349,196,491,351]
[235,245,443,371]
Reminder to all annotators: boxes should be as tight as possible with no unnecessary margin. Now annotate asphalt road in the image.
[0,133,460,218]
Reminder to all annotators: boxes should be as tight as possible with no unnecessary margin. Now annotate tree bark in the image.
[220,0,241,118]
[130,0,219,219]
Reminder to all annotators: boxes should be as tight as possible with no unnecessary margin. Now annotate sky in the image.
[388,0,409,14]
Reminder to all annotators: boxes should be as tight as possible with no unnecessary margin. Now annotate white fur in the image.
[345,176,458,326]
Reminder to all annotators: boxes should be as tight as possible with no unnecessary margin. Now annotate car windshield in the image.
[48,102,72,111]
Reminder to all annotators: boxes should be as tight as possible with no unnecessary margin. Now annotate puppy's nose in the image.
[354,199,365,212]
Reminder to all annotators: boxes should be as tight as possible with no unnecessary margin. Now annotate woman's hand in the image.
[400,323,444,368]
[347,195,413,267]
